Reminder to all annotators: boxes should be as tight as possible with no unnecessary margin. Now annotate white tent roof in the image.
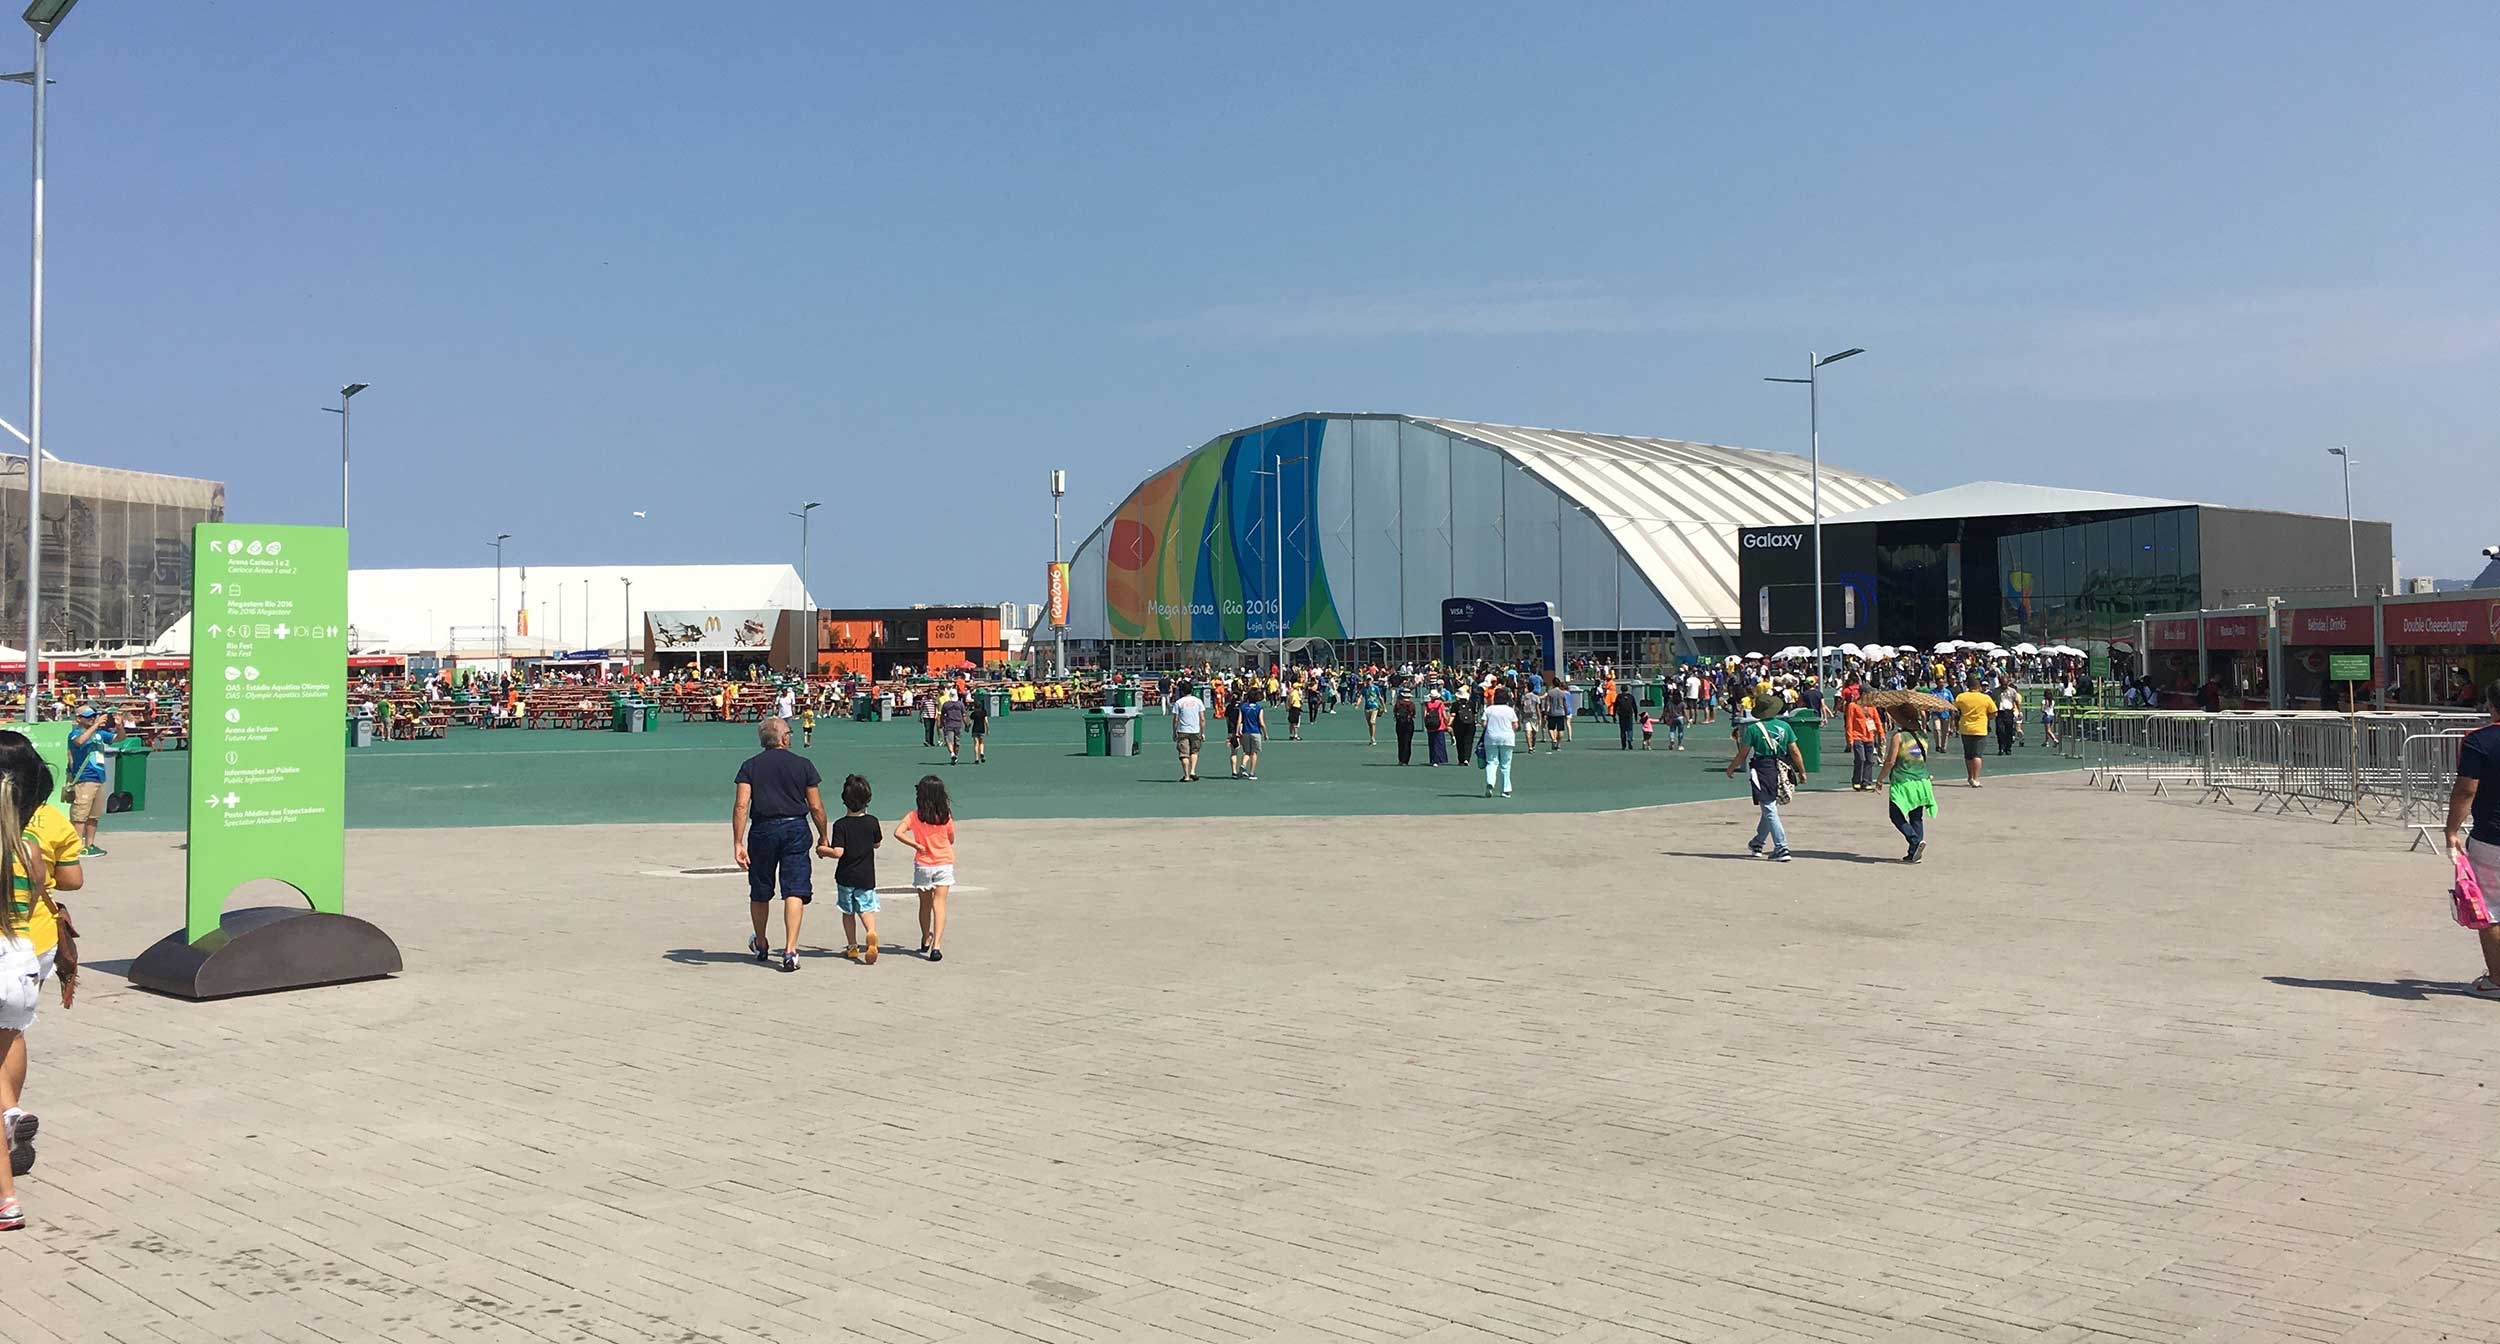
[1419,417,1906,631]
[149,562,810,657]
[1825,480,2194,525]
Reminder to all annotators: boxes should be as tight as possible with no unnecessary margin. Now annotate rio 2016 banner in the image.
[1045,562,1070,628]
[1102,422,1346,642]
[188,524,348,944]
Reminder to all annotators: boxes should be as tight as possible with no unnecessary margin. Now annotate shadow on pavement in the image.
[1658,849,1900,866]
[2265,976,2494,1002]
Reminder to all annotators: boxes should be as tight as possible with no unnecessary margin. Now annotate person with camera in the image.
[66,709,116,859]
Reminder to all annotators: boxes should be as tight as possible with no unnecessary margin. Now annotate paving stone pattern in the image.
[6,776,2496,1342]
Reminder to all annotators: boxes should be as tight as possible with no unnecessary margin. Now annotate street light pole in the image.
[326,382,368,534]
[621,576,632,662]
[1049,469,1066,678]
[1252,454,1306,673]
[1767,347,1863,702]
[790,501,819,676]
[2329,446,2357,597]
[12,0,75,719]
[491,533,511,673]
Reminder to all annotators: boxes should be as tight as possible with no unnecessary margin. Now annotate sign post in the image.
[128,523,401,999]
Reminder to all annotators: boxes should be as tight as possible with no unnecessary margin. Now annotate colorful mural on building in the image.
[1103,420,1346,642]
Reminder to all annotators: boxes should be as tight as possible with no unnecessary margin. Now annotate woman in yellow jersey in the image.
[0,732,81,1232]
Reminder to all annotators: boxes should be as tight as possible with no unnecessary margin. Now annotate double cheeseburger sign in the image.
[2384,597,2500,647]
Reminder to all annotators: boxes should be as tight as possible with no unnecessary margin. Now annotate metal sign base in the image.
[127,906,402,1001]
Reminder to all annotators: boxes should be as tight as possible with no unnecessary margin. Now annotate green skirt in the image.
[1888,775,1938,815]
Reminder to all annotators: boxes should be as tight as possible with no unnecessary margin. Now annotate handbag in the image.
[2452,852,2494,931]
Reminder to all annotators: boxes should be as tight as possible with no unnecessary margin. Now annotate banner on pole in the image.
[1046,562,1071,628]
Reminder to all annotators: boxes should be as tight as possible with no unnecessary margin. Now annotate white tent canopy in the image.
[148,562,813,658]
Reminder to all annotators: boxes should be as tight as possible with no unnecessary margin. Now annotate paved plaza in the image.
[7,773,2497,1343]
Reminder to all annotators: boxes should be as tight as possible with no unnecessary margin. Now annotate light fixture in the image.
[21,0,76,37]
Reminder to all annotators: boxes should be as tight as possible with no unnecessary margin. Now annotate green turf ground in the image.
[112,705,2080,831]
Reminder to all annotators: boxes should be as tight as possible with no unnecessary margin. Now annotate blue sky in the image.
[5,1,2492,602]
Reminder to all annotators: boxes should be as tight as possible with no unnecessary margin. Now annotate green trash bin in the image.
[112,741,151,812]
[981,688,1010,720]
[612,702,633,732]
[1083,708,1110,757]
[852,696,874,723]
[1108,685,1141,710]
[1783,708,1826,776]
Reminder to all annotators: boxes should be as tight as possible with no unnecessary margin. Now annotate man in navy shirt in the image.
[1237,689,1267,782]
[2449,678,2500,998]
[733,717,828,973]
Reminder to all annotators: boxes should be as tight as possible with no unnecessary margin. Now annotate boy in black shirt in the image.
[823,774,884,964]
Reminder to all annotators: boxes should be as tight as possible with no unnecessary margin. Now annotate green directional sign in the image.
[2327,653,2373,682]
[186,524,348,944]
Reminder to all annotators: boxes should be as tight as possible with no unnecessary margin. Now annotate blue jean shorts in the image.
[747,817,813,902]
[836,885,879,914]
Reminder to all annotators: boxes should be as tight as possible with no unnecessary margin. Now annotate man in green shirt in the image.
[1726,709,1806,862]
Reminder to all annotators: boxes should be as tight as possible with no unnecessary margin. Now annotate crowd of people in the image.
[1130,650,2093,867]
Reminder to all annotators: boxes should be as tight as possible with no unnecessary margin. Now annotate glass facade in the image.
[1992,507,2199,644]
[0,459,225,649]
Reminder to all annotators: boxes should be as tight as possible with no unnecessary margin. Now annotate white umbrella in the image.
[2013,642,2039,655]
[1933,641,1958,654]
[1740,651,1764,660]
[1839,642,1863,656]
[1776,645,1811,660]
[1985,647,2011,658]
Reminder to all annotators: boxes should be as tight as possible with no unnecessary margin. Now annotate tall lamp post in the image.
[490,533,511,672]
[1765,346,1864,700]
[790,500,819,676]
[324,382,368,533]
[2328,446,2357,597]
[620,576,632,662]
[10,0,75,720]
[1253,452,1306,672]
[1049,469,1066,678]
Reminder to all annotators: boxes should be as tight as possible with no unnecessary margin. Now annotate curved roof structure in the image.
[1061,412,1904,642]
[1418,417,1905,630]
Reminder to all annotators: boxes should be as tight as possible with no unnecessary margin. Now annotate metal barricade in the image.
[2399,731,2467,851]
[2075,709,2482,836]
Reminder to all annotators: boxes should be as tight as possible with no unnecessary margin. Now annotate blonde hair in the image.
[0,775,32,942]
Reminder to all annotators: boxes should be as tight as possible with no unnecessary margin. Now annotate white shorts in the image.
[2469,837,2500,893]
[913,864,956,890]
[0,940,48,1033]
